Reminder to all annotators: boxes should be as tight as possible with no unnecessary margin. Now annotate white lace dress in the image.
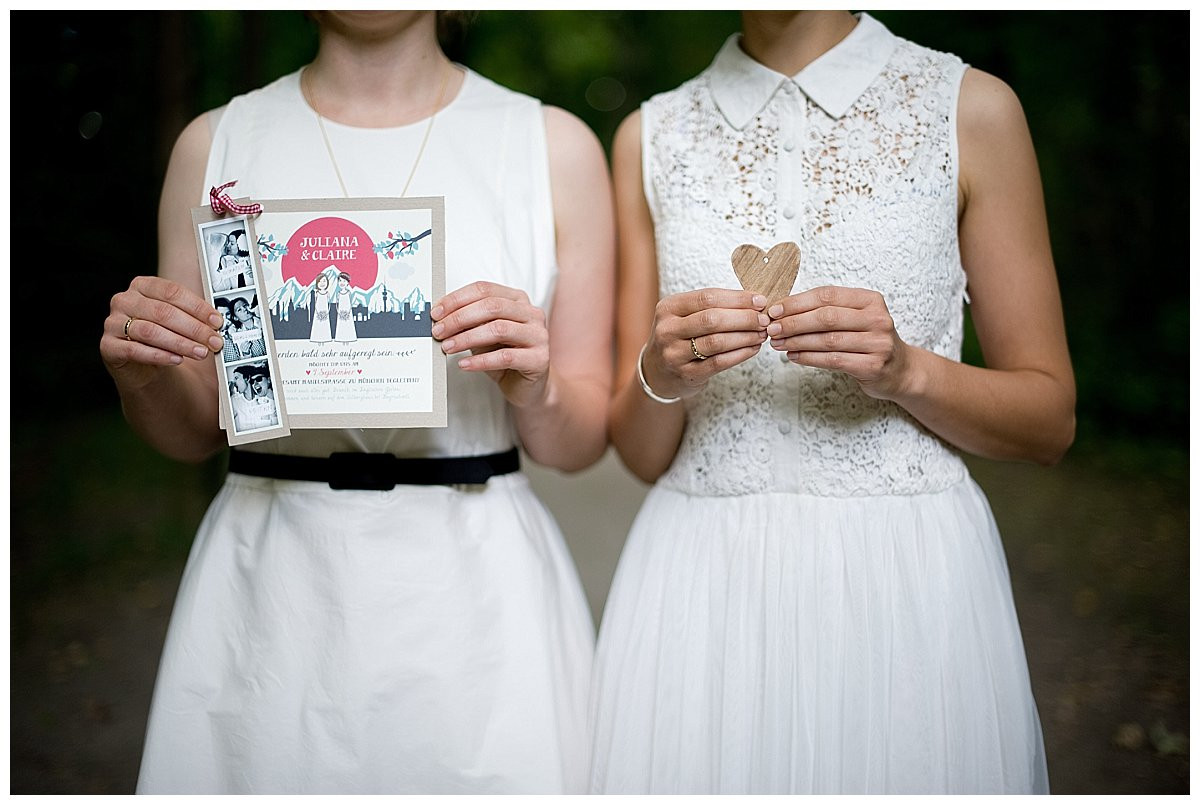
[589,15,1048,794]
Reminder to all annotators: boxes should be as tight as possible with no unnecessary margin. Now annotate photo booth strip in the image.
[192,204,291,445]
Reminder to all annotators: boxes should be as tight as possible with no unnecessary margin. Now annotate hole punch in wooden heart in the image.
[730,242,801,306]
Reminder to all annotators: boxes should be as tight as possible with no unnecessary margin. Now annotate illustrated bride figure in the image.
[309,271,334,344]
[333,271,358,344]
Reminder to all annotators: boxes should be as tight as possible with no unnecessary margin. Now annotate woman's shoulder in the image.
[957,68,1026,134]
[456,67,542,117]
[632,71,709,153]
[542,105,602,157]
[230,70,302,108]
[206,70,303,141]
[457,68,606,168]
[955,67,1034,203]
[887,24,965,72]
[642,71,708,116]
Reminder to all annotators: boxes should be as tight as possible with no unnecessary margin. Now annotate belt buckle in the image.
[328,452,398,491]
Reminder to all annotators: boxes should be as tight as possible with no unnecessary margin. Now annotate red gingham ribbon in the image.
[209,181,262,216]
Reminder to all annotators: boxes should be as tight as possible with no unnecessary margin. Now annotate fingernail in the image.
[767,322,781,336]
[430,305,444,320]
[442,339,456,353]
[431,322,443,337]
[770,339,783,349]
[752,295,766,308]
[458,357,471,369]
[170,354,183,365]
[758,313,770,328]
[208,336,224,351]
[193,345,209,359]
[209,313,224,329]
[768,304,783,318]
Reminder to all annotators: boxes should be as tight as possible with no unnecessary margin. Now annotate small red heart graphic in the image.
[305,370,311,375]
[357,369,363,374]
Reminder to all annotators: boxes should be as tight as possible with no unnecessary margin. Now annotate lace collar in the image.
[707,12,898,129]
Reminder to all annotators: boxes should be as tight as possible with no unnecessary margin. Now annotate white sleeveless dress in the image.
[137,69,595,794]
[589,15,1049,794]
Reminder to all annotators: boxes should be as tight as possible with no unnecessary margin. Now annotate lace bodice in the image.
[644,16,970,497]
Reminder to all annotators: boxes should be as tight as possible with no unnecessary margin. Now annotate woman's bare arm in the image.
[100,114,227,462]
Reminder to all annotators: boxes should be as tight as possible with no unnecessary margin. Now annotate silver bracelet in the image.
[637,343,681,404]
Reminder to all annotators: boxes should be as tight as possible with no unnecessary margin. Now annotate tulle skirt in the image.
[589,477,1048,794]
[138,471,594,794]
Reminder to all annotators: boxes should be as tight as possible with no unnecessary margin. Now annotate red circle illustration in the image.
[281,217,378,289]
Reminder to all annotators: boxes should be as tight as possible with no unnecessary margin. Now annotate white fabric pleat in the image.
[589,478,1048,794]
[140,473,593,793]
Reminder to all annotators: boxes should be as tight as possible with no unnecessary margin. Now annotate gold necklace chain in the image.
[301,64,452,198]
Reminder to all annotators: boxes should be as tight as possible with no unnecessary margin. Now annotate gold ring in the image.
[123,317,135,340]
[690,337,709,361]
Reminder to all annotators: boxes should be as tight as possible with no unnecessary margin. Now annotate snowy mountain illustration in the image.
[267,270,432,340]
[401,286,427,314]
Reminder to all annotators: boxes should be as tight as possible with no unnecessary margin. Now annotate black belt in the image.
[228,447,520,490]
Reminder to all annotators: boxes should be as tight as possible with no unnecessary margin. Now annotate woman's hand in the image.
[431,281,555,409]
[101,275,225,391]
[767,285,913,401]
[640,288,769,401]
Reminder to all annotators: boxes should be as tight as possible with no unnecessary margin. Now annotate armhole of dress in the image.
[494,98,515,201]
[526,101,560,314]
[950,61,971,305]
[201,104,229,205]
[639,101,658,226]
[207,105,226,138]
[492,97,517,268]
[949,61,969,214]
[529,103,556,262]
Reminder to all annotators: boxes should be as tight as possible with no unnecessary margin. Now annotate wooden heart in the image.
[730,242,800,306]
